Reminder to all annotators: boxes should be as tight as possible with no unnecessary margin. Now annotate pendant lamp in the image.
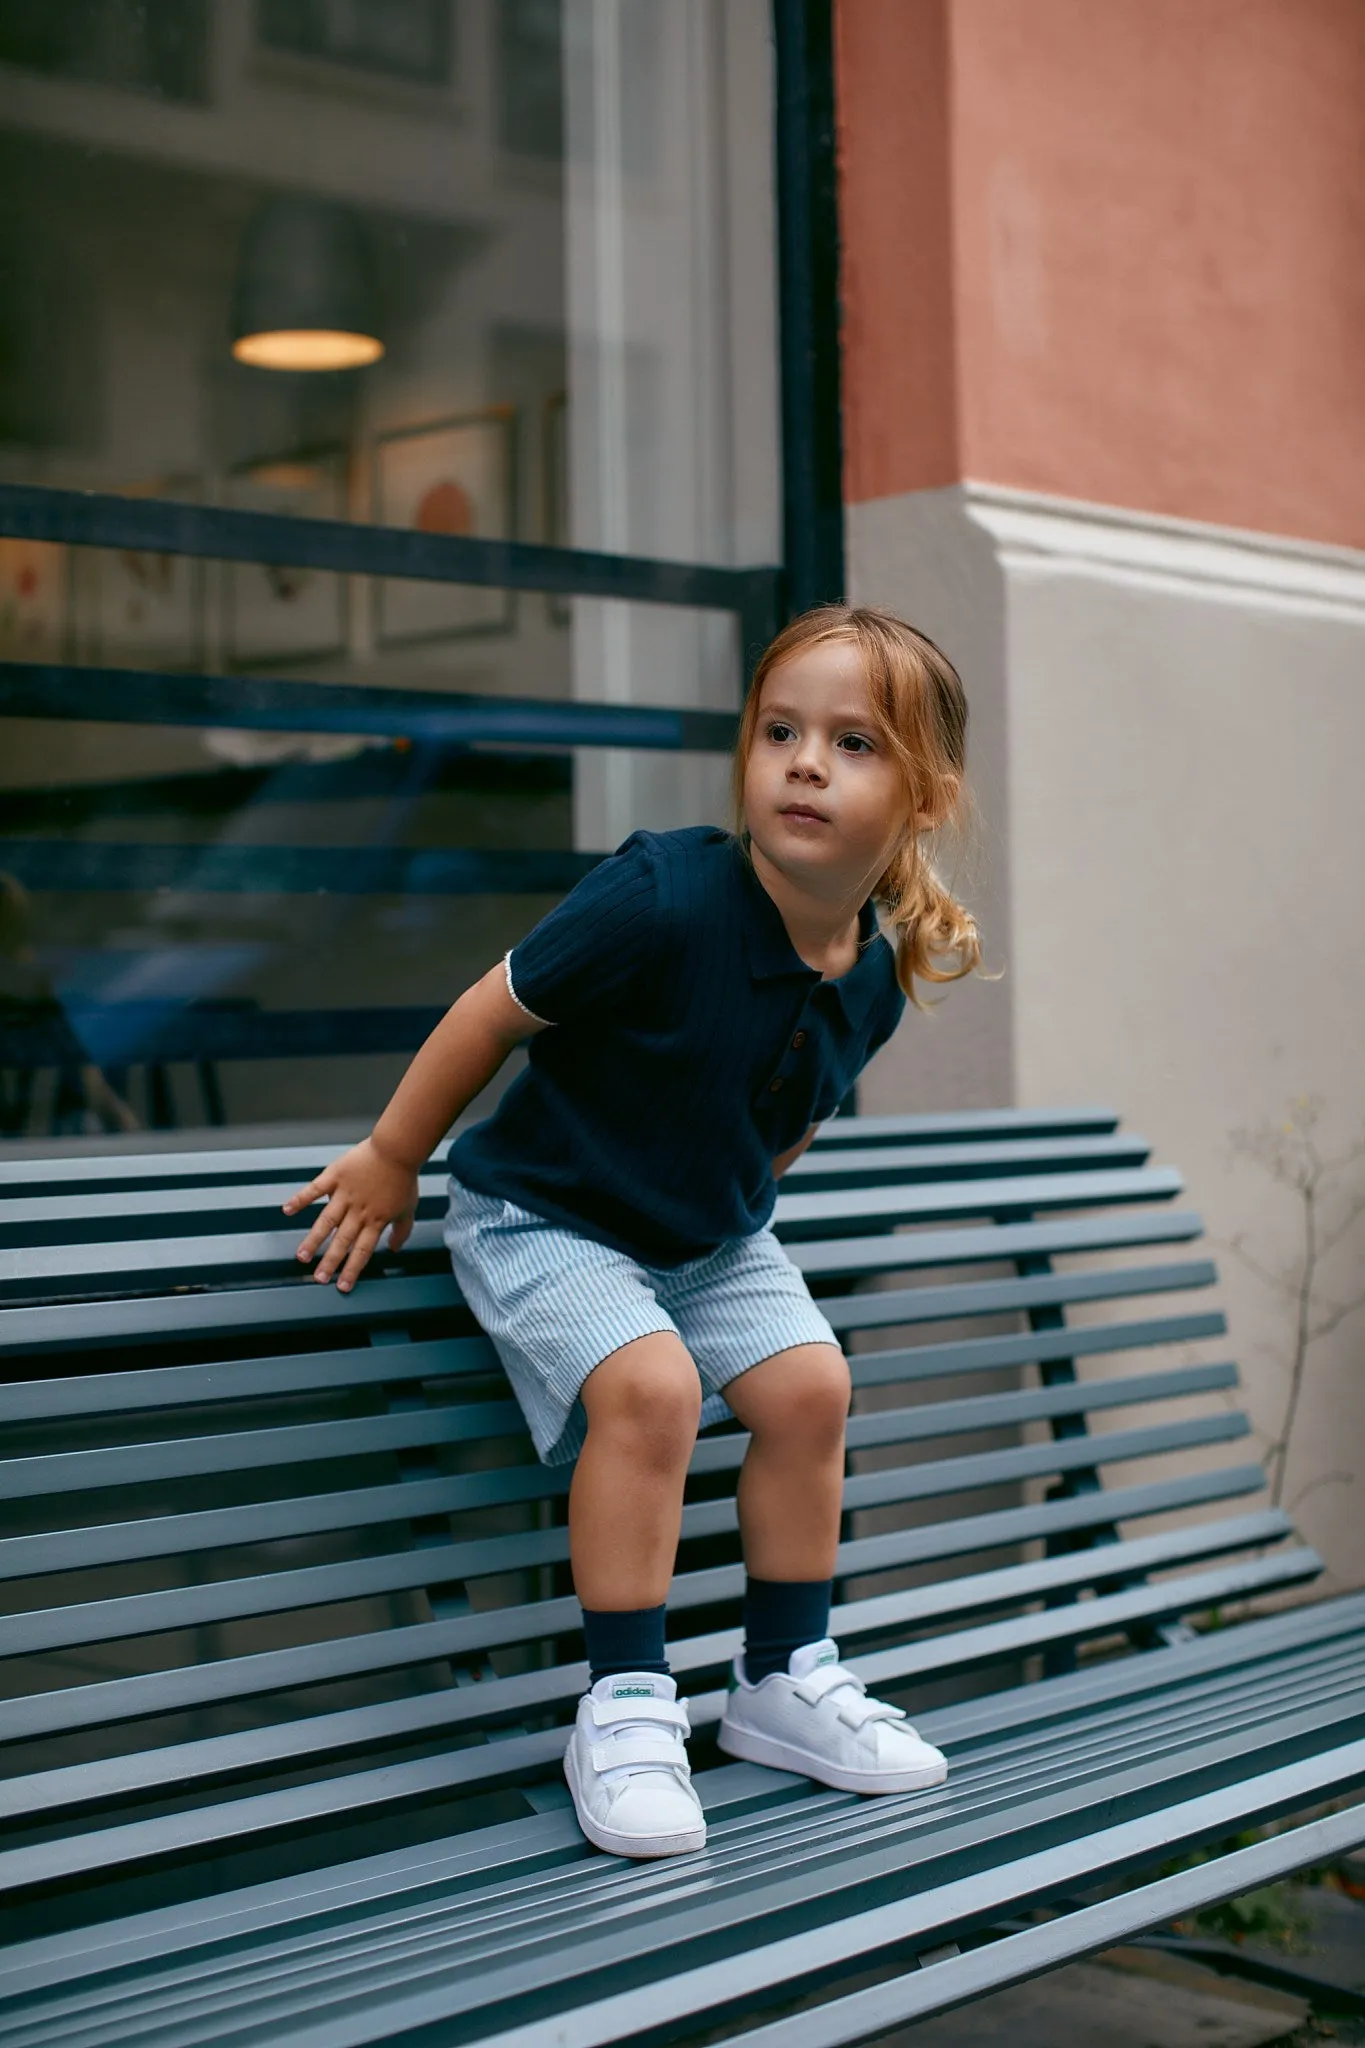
[231,196,383,371]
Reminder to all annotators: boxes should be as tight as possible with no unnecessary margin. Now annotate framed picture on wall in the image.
[73,475,206,672]
[221,444,350,670]
[372,406,518,647]
[0,537,69,664]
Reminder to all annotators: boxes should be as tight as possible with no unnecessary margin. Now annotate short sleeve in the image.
[506,832,658,1027]
[867,964,906,1059]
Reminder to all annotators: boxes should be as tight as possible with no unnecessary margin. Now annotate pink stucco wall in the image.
[836,0,1365,550]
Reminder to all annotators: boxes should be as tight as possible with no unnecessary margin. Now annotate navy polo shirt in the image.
[447,826,905,1267]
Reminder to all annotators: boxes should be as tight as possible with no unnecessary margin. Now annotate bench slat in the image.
[793,1135,1153,1187]
[0,1353,1237,1506]
[0,1458,1266,1591]
[0,1146,1160,1241]
[789,1133,1150,1186]
[808,1107,1120,1146]
[776,1167,1184,1236]
[0,1401,526,1501]
[0,1336,498,1424]
[0,1108,1121,1194]
[845,1308,1226,1385]
[0,1213,1210,1350]
[0,1261,1219,1423]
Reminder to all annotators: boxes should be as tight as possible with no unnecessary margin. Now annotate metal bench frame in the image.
[1,1106,1362,2046]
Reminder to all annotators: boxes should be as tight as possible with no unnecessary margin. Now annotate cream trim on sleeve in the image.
[504,949,554,1028]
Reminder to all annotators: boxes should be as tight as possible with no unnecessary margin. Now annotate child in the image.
[285,603,986,1860]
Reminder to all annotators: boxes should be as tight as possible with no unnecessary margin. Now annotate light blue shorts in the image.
[443,1175,841,1466]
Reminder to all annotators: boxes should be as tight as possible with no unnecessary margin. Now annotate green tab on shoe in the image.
[611,1682,657,1698]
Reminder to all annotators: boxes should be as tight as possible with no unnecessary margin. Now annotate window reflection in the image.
[0,0,775,1136]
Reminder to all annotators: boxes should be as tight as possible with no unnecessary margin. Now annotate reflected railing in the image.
[0,482,781,1129]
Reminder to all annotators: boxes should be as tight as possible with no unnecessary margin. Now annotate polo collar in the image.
[735,838,889,1028]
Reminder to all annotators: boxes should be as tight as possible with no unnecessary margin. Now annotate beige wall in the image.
[851,482,1365,1590]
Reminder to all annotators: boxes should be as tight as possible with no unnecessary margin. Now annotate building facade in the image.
[839,0,1365,1590]
[0,1,1360,1583]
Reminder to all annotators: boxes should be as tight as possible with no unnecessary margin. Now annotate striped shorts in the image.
[444,1174,840,1467]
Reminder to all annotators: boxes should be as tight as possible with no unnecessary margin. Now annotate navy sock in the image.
[742,1577,833,1683]
[582,1603,670,1687]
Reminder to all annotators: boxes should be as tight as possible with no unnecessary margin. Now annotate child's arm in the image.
[772,1123,819,1179]
[283,963,547,1291]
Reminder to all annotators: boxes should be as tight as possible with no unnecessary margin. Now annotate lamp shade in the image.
[231,196,383,370]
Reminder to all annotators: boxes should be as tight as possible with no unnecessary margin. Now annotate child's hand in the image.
[283,1138,419,1291]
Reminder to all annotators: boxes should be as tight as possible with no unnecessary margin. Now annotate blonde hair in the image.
[732,604,990,1012]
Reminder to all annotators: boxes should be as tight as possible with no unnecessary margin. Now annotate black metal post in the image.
[773,0,846,621]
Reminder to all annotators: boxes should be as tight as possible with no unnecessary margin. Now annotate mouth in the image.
[779,803,830,824]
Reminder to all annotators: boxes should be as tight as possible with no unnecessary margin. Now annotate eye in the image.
[764,720,795,744]
[838,732,876,755]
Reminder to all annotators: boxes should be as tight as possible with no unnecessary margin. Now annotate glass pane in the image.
[0,0,778,576]
[0,0,774,1140]
[0,591,739,1137]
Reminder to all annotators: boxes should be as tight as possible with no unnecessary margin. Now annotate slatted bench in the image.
[0,1106,1362,2048]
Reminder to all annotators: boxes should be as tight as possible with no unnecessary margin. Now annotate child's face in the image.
[743,638,910,898]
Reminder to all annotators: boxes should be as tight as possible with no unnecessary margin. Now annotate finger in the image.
[388,1214,413,1253]
[314,1220,361,1283]
[282,1170,332,1217]
[296,1194,348,1263]
[336,1226,382,1293]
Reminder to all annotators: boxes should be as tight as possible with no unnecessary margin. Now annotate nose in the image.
[789,734,829,785]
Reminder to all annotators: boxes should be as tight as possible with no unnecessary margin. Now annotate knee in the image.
[584,1344,702,1471]
[752,1347,851,1454]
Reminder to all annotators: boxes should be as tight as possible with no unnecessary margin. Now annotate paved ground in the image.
[886,1947,1306,2047]
[884,1876,1365,2046]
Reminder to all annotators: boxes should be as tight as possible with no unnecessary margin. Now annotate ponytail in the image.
[875,837,983,1013]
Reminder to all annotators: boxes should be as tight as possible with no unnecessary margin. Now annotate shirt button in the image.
[768,1077,784,1093]
[791,1031,807,1049]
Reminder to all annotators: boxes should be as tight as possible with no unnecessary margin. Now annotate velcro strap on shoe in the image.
[589,1734,691,1775]
[836,1697,908,1731]
[589,1697,691,1733]
[794,1663,864,1706]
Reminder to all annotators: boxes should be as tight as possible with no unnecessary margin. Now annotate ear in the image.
[916,772,960,834]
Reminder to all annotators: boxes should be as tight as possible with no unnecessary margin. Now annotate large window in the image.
[0,0,796,1139]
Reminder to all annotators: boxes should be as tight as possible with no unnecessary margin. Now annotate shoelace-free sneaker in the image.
[717,1637,948,1795]
[564,1670,707,1858]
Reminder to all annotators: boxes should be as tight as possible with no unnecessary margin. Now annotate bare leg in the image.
[570,1331,702,1610]
[723,1344,851,1580]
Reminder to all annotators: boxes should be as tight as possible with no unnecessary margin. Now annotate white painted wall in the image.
[848,482,1365,1589]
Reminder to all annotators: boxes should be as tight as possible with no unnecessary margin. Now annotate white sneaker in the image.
[563,1671,707,1858]
[717,1638,948,1795]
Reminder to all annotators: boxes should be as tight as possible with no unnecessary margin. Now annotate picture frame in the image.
[221,443,350,671]
[0,536,69,664]
[72,474,207,672]
[372,405,518,648]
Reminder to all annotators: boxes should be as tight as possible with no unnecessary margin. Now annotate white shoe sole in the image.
[564,1742,707,1858]
[716,1716,949,1795]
